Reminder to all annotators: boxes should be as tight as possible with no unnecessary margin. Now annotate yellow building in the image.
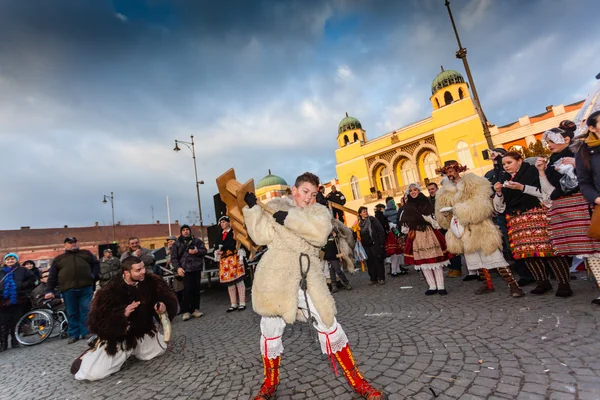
[334,68,493,211]
[255,170,290,201]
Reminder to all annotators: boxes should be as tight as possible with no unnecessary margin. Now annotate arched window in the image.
[400,161,418,186]
[379,167,393,191]
[350,176,360,200]
[444,91,454,105]
[435,98,440,109]
[344,135,349,145]
[353,132,359,142]
[423,152,439,179]
[458,88,464,99]
[456,141,475,169]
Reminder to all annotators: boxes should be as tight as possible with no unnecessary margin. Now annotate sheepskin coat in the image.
[87,273,178,356]
[435,173,503,256]
[243,198,336,327]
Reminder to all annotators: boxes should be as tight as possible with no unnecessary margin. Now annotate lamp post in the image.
[102,192,115,242]
[173,135,204,240]
[444,0,494,149]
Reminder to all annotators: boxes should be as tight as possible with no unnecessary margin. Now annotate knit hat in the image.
[180,224,191,233]
[4,253,18,262]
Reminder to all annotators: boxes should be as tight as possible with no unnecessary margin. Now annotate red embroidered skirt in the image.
[507,208,554,259]
[548,193,600,256]
[404,227,449,268]
[385,232,404,256]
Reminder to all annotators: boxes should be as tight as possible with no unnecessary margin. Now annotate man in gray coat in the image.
[120,237,155,273]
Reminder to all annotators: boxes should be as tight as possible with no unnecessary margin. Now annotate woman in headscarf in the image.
[0,253,35,351]
[216,216,247,312]
[356,206,387,285]
[572,111,600,305]
[400,183,450,295]
[493,151,572,297]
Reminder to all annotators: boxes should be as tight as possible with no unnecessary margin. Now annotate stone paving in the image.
[1,270,600,400]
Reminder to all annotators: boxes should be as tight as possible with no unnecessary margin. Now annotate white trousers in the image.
[260,289,348,359]
[75,333,166,381]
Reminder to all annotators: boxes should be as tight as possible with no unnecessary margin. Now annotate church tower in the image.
[337,112,366,148]
[429,66,470,110]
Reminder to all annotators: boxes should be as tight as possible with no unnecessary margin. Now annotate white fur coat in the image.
[243,198,336,327]
[435,173,503,256]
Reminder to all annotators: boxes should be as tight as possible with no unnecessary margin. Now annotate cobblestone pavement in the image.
[1,270,600,400]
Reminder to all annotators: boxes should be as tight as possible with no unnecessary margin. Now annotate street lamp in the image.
[102,192,115,242]
[444,0,494,149]
[173,135,204,240]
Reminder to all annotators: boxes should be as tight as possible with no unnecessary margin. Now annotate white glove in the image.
[422,215,441,230]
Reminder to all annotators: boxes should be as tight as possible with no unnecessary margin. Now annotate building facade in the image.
[334,68,493,210]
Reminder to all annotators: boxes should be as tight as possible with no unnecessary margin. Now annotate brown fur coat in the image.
[435,173,503,256]
[87,273,178,356]
[243,198,336,327]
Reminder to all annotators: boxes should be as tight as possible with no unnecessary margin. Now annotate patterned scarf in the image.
[1,266,18,305]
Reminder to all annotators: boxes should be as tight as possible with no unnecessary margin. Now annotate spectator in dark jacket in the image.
[45,237,99,344]
[374,204,389,233]
[574,111,600,305]
[98,249,121,288]
[326,185,347,223]
[322,231,352,292]
[427,183,438,209]
[120,237,156,273]
[31,268,63,310]
[21,260,40,283]
[0,253,35,351]
[357,206,387,285]
[171,225,207,321]
[316,186,328,206]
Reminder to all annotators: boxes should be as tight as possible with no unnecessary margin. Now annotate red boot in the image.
[253,355,280,400]
[335,344,387,400]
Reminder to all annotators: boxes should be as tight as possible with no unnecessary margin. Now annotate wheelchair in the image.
[14,300,68,346]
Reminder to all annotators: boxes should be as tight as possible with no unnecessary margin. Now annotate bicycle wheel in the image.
[15,310,54,346]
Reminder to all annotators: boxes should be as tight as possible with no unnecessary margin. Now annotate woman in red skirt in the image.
[493,151,572,297]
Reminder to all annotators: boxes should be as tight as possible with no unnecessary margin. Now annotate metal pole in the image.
[444,0,494,149]
[190,135,204,240]
[166,195,172,236]
[110,192,115,242]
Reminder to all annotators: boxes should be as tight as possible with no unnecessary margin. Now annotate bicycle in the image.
[14,300,68,346]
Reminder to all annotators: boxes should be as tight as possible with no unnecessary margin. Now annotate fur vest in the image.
[243,198,336,327]
[87,273,178,356]
[435,173,503,256]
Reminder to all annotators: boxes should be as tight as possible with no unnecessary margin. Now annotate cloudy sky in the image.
[1,0,599,230]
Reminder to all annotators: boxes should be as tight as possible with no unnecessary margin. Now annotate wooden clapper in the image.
[216,168,273,259]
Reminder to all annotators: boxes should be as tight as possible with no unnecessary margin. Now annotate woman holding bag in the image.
[572,111,600,305]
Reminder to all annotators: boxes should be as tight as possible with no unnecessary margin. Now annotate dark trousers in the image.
[515,259,533,280]
[0,304,24,348]
[494,213,512,260]
[448,255,462,271]
[365,245,385,282]
[182,270,202,313]
[62,286,93,338]
[332,208,345,223]
[328,259,349,284]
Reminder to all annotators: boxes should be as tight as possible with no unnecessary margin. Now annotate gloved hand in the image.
[273,211,288,225]
[244,192,257,208]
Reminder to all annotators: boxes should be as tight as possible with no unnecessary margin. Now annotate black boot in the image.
[0,326,8,352]
[9,331,19,349]
[555,283,573,298]
[530,280,552,295]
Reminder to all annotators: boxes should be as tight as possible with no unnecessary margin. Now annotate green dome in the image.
[338,113,362,134]
[431,69,465,94]
[256,170,288,189]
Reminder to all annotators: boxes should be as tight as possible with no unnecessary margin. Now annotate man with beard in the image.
[71,256,178,381]
[435,161,524,297]
[45,237,99,344]
[120,237,156,274]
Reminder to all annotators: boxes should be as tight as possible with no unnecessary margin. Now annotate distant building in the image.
[255,170,290,201]
[0,222,205,268]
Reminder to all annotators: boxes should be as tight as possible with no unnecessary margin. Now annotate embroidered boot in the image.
[474,269,495,295]
[253,355,280,400]
[335,344,387,400]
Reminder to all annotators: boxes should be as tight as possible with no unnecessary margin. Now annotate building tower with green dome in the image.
[255,170,290,201]
[337,112,367,148]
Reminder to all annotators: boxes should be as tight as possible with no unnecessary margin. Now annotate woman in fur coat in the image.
[243,172,386,400]
[71,256,178,381]
[435,161,523,297]
[400,183,450,295]
[493,151,572,297]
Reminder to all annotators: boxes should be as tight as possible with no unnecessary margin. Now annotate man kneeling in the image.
[72,256,178,381]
